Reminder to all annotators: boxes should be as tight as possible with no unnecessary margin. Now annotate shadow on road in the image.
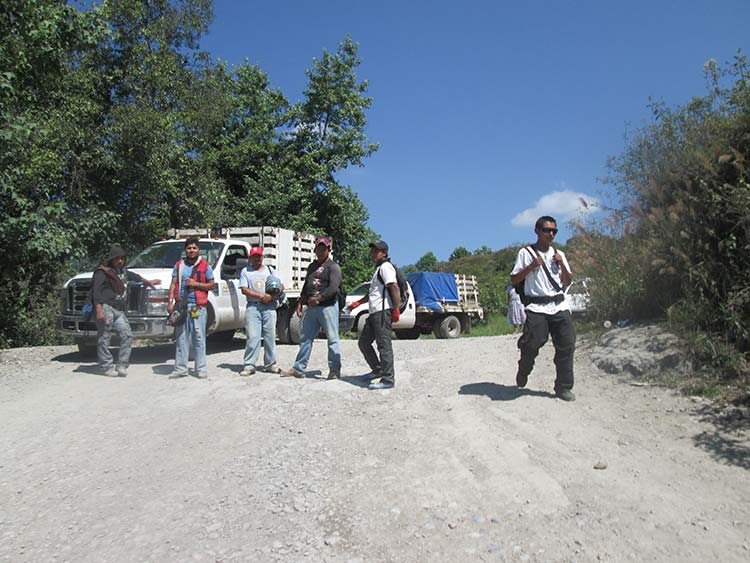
[692,403,750,470]
[458,382,555,401]
[339,374,376,388]
[53,338,245,365]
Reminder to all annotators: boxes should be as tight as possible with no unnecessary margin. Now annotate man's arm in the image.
[92,270,106,321]
[167,276,178,313]
[387,282,400,312]
[554,252,573,288]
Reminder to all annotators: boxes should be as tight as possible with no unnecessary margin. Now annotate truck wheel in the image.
[277,306,291,344]
[433,315,461,339]
[77,342,98,357]
[394,328,420,340]
[288,308,303,345]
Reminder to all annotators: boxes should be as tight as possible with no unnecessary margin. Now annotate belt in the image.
[527,293,565,305]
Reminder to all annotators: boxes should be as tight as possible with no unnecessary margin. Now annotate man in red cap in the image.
[238,246,282,375]
[283,236,343,379]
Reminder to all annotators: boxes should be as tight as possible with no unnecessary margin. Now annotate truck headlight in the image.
[145,288,170,315]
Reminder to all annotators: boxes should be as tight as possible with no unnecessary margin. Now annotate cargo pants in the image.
[517,309,576,392]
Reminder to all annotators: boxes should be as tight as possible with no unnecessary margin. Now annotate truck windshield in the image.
[129,241,225,269]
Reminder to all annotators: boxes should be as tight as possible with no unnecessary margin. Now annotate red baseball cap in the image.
[315,236,332,248]
[249,246,263,256]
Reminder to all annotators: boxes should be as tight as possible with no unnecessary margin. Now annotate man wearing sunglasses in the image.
[510,216,576,401]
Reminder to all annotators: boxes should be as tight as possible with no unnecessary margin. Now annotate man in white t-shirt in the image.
[347,240,401,390]
[510,216,576,401]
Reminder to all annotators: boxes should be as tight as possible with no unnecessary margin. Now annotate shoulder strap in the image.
[530,246,562,293]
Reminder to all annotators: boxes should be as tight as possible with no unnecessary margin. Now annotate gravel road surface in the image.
[1,335,749,562]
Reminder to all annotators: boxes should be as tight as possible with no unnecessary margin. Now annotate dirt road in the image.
[1,335,749,562]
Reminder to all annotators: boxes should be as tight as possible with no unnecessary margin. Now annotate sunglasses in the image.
[540,227,558,234]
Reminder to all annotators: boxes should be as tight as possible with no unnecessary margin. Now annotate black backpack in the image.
[376,260,409,313]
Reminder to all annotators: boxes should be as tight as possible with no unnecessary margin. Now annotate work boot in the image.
[515,370,528,388]
[555,389,576,402]
[327,370,341,380]
[103,367,118,377]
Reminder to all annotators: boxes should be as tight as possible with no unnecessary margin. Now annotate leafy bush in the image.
[572,52,750,385]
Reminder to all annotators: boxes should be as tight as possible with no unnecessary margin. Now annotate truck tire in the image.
[77,342,98,357]
[433,315,461,339]
[394,328,420,340]
[288,308,303,345]
[277,306,291,344]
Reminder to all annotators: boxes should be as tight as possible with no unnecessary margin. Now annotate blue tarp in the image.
[405,272,459,312]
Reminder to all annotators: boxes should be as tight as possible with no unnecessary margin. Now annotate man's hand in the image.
[95,304,105,322]
[145,278,160,288]
[260,293,272,304]
[552,252,563,266]
[391,309,400,323]
[530,256,544,269]
[347,298,363,311]
[185,278,199,288]
[296,302,304,317]
[307,295,319,307]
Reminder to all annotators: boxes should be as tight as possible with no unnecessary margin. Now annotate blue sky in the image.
[201,0,749,266]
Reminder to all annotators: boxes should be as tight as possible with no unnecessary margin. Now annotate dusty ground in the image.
[1,334,749,562]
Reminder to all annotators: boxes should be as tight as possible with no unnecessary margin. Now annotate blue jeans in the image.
[244,303,277,370]
[174,305,208,376]
[293,303,341,373]
[96,304,133,371]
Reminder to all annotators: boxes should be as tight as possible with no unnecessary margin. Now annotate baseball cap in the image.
[107,245,127,261]
[369,240,388,252]
[315,236,332,247]
[249,246,263,256]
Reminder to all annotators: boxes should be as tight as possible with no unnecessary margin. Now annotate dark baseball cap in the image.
[369,240,388,252]
[108,245,127,261]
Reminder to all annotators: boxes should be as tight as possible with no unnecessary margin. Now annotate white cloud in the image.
[511,190,600,227]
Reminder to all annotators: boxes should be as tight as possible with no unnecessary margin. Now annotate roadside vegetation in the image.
[1,0,377,347]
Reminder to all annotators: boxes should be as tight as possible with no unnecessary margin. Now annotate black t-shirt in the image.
[301,259,342,307]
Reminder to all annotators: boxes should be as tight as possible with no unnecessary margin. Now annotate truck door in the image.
[217,245,249,327]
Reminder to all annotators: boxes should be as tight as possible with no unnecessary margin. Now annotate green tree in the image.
[474,245,493,255]
[415,252,438,272]
[449,246,471,261]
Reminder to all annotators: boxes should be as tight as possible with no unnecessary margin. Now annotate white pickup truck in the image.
[340,271,483,339]
[57,226,319,354]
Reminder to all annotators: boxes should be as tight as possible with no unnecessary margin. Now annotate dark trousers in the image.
[517,309,576,391]
[358,310,394,383]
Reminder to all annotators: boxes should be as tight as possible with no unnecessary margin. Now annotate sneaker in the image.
[368,380,394,390]
[555,389,576,402]
[239,368,256,377]
[327,370,341,380]
[103,367,118,377]
[194,372,208,379]
[516,370,528,388]
[281,368,304,378]
[169,372,188,379]
[116,367,128,377]
[360,371,381,381]
[264,365,282,374]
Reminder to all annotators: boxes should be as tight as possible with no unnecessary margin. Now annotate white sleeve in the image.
[380,262,397,285]
[511,248,531,276]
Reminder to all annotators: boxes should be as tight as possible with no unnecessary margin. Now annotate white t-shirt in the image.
[239,265,270,304]
[511,246,572,315]
[369,261,397,313]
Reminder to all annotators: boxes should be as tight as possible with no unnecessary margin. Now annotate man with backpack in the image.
[347,240,401,390]
[510,216,576,401]
[282,236,343,380]
[92,245,160,377]
[167,237,216,379]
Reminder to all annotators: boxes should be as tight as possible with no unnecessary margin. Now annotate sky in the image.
[200,0,750,266]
